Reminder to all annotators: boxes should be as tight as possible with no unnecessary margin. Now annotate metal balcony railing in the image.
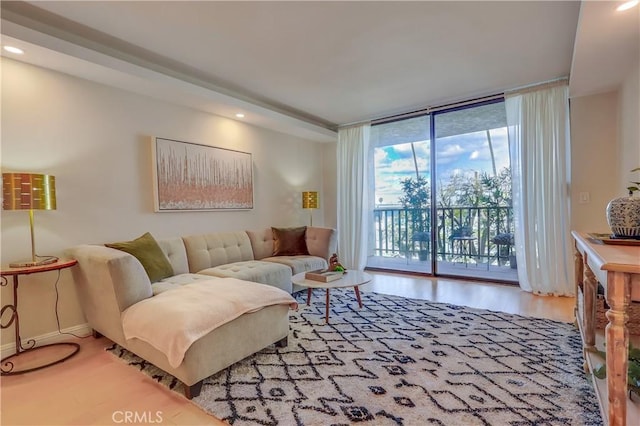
[373,206,514,266]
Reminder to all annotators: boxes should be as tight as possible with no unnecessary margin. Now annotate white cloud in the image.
[374,126,512,205]
[375,148,391,166]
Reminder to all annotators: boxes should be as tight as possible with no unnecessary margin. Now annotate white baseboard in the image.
[1,323,92,359]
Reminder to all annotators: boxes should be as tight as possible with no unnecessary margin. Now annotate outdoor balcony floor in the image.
[366,255,519,283]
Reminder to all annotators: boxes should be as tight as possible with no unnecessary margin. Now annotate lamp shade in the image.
[302,191,318,209]
[2,173,56,211]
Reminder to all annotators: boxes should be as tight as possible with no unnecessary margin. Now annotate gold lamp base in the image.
[9,256,58,268]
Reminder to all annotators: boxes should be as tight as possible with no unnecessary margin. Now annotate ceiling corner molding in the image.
[1,1,338,142]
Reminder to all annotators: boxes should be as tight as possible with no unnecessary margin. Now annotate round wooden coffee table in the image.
[292,270,372,323]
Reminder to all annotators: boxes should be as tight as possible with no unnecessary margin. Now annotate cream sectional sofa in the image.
[67,226,337,399]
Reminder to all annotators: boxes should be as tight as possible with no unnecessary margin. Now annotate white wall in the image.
[0,58,336,344]
[322,143,338,229]
[570,91,620,233]
[618,61,640,194]
[569,60,640,234]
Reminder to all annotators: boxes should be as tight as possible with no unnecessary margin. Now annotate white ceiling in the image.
[1,1,638,142]
[570,0,639,98]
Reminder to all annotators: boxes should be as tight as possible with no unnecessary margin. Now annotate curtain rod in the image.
[368,93,504,127]
[338,76,569,129]
[505,76,569,96]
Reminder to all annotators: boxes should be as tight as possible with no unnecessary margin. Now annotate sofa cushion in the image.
[156,237,190,275]
[261,255,328,275]
[183,232,255,273]
[246,228,274,260]
[271,226,309,256]
[105,232,174,283]
[198,261,293,293]
[152,273,215,295]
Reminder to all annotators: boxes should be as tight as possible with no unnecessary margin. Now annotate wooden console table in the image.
[572,231,640,426]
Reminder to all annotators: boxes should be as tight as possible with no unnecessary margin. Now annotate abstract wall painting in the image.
[152,137,253,211]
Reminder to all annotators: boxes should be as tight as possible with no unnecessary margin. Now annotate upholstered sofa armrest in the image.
[305,227,338,260]
[66,245,154,344]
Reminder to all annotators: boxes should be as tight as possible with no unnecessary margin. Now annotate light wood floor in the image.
[1,272,576,426]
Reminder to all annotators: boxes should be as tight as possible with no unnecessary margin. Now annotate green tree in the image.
[438,167,513,258]
[478,167,512,207]
[398,176,431,257]
[397,167,513,262]
[398,176,430,209]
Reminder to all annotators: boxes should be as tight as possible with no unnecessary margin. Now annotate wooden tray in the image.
[588,233,640,246]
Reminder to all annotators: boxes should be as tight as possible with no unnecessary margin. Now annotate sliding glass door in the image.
[370,116,432,274]
[433,101,514,280]
[367,99,517,283]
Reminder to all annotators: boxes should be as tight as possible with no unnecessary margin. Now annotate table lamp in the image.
[2,173,58,267]
[302,191,318,226]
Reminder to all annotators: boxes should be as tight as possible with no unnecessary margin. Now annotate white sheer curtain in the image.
[336,124,371,270]
[505,85,574,296]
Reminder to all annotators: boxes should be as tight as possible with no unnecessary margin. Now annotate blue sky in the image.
[374,127,510,206]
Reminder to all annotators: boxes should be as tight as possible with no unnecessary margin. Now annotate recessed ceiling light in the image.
[3,46,24,55]
[235,113,245,118]
[617,0,638,11]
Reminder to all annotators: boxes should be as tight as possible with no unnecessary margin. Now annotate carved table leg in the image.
[605,271,631,426]
[583,259,598,350]
[574,249,584,327]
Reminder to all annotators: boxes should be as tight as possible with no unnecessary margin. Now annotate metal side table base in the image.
[1,259,80,376]
[1,342,80,375]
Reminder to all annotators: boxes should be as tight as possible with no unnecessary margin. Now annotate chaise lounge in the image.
[67,226,337,398]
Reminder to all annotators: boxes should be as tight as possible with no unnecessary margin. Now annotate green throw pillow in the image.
[105,232,174,283]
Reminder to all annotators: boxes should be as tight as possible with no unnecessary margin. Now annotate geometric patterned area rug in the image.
[107,289,602,425]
